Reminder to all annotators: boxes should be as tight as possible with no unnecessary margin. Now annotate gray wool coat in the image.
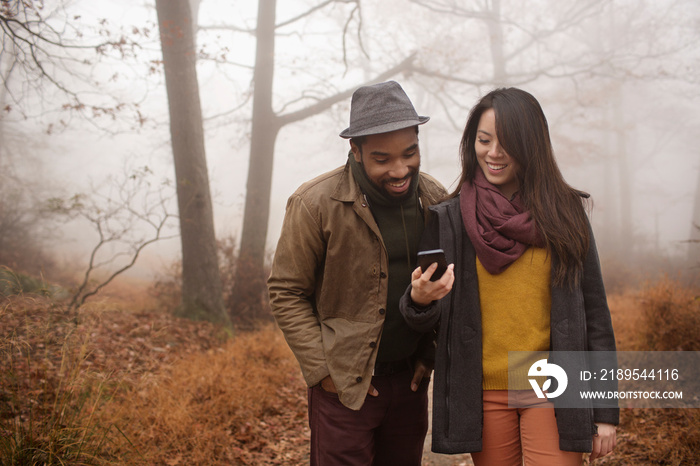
[400,197,619,454]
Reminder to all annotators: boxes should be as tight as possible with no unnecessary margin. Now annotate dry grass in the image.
[1,288,308,465]
[638,278,700,351]
[597,278,700,466]
[602,408,700,466]
[0,296,125,465]
[607,290,647,351]
[2,272,699,465]
[102,326,308,465]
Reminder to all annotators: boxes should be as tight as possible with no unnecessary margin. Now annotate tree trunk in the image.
[689,162,700,266]
[230,0,278,322]
[228,1,417,324]
[612,84,633,258]
[155,0,228,325]
[189,0,202,35]
[486,0,507,86]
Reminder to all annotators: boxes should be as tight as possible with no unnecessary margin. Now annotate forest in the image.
[1,0,699,464]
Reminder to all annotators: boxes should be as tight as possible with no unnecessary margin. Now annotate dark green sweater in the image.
[349,155,424,362]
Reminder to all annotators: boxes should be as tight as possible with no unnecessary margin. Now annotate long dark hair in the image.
[453,87,590,287]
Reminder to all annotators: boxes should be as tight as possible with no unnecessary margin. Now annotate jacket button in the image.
[369,341,376,348]
[356,376,363,383]
[379,308,386,315]
[380,272,387,278]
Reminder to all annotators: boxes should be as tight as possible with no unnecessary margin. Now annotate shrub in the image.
[0,267,67,299]
[0,298,125,465]
[150,235,275,328]
[639,278,700,351]
[598,284,700,465]
[102,324,305,464]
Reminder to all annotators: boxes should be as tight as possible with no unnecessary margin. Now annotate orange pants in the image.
[470,390,583,466]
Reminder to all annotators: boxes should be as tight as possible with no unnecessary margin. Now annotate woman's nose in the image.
[488,143,504,158]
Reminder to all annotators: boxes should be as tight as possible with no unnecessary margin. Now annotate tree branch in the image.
[198,24,255,35]
[276,0,353,29]
[1,5,144,130]
[73,216,177,310]
[407,0,491,20]
[47,166,177,312]
[276,53,417,127]
[198,0,356,34]
[410,64,489,87]
[0,14,111,50]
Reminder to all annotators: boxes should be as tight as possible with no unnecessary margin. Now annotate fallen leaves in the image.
[1,294,310,464]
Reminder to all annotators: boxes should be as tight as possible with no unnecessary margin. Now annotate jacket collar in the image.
[331,161,362,203]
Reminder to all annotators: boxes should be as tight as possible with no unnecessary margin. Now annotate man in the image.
[268,81,446,465]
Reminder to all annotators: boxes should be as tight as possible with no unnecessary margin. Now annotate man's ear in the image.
[350,141,362,163]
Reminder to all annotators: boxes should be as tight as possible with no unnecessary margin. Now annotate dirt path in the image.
[421,380,474,466]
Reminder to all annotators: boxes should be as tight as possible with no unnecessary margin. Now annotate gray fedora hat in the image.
[339,81,429,138]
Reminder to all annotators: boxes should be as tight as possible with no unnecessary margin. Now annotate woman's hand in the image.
[410,262,455,307]
[410,359,433,392]
[589,423,616,461]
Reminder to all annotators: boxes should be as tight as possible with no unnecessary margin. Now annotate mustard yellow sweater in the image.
[477,247,551,390]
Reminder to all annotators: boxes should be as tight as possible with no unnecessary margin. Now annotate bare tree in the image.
[0,0,142,130]
[155,0,229,325]
[0,166,48,273]
[690,167,700,266]
[211,0,616,316]
[405,0,610,112]
[191,0,699,318]
[228,0,418,318]
[569,0,698,257]
[46,166,177,312]
[0,57,56,274]
[408,0,699,259]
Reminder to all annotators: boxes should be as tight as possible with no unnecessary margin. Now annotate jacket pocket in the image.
[554,318,569,336]
[461,326,476,341]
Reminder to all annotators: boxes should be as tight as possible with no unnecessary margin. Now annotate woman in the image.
[400,88,618,464]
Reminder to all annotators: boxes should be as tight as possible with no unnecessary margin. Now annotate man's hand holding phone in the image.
[411,249,455,307]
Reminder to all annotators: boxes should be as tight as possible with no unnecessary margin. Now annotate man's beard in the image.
[361,164,420,203]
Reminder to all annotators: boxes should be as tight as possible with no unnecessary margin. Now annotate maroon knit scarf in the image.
[460,170,543,274]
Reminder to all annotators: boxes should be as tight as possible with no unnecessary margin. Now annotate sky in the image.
[3,0,699,280]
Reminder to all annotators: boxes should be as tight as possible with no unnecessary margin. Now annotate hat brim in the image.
[339,116,430,139]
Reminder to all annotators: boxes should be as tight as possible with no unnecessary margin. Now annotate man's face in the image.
[350,126,420,200]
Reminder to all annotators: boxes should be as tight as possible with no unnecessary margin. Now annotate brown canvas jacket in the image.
[268,161,446,410]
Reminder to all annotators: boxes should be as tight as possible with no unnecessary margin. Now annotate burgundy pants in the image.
[307,369,429,466]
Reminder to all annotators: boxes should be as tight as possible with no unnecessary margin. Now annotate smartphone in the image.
[417,249,448,281]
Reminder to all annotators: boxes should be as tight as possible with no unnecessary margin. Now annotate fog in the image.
[2,0,699,282]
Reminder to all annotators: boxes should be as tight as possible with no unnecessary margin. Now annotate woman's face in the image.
[475,108,520,199]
